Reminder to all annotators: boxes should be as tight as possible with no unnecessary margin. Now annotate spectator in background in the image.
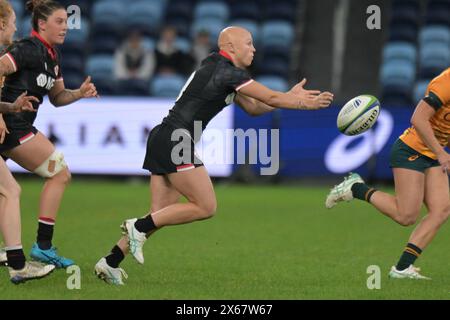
[114,31,155,81]
[191,30,212,69]
[155,25,194,76]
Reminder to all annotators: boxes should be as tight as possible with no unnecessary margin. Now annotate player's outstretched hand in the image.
[80,76,99,98]
[290,78,321,101]
[301,91,334,110]
[11,91,39,113]
[290,78,334,110]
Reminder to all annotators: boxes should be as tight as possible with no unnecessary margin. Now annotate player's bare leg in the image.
[116,174,181,255]
[367,168,425,226]
[122,166,216,264]
[4,132,73,267]
[96,174,182,284]
[389,167,448,280]
[0,159,23,266]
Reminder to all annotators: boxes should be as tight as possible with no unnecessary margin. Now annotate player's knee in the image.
[34,150,68,179]
[54,168,72,185]
[2,179,21,199]
[397,211,419,226]
[432,206,450,225]
[198,200,217,219]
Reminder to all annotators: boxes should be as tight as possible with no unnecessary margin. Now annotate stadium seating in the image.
[413,79,430,103]
[12,0,297,97]
[194,1,229,22]
[150,74,186,97]
[382,42,417,64]
[260,21,294,49]
[86,55,115,80]
[419,43,450,78]
[9,0,24,19]
[419,25,450,46]
[126,1,166,37]
[256,76,289,92]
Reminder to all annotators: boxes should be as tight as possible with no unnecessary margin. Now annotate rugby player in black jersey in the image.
[0,0,56,284]
[95,26,333,285]
[0,0,97,270]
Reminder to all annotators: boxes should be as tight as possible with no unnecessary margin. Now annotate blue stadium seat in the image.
[194,2,229,22]
[230,1,260,21]
[175,37,192,53]
[264,2,296,22]
[229,19,260,44]
[256,76,288,92]
[380,59,416,89]
[413,80,431,103]
[91,1,126,36]
[116,79,150,96]
[258,57,290,77]
[141,37,156,51]
[10,0,24,18]
[382,42,417,64]
[261,21,294,49]
[419,25,450,46]
[86,55,115,80]
[419,43,450,78]
[191,18,226,43]
[151,74,186,97]
[126,1,165,37]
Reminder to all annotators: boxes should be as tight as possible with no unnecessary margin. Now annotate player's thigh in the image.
[423,166,450,214]
[167,166,216,207]
[150,174,181,211]
[3,132,55,171]
[393,167,425,214]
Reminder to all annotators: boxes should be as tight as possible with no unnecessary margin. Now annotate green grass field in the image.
[0,178,449,300]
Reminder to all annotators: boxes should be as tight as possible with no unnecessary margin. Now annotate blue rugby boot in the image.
[30,243,75,268]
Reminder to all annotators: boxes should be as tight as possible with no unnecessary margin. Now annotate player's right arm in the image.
[238,79,334,110]
[412,75,450,171]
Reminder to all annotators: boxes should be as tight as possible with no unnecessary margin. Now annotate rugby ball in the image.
[337,95,380,136]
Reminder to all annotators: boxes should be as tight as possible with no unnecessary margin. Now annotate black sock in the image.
[396,243,422,271]
[105,245,125,268]
[351,183,377,202]
[6,247,26,270]
[37,219,54,250]
[134,215,156,234]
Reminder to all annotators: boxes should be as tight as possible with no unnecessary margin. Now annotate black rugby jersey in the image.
[162,51,253,138]
[1,30,62,130]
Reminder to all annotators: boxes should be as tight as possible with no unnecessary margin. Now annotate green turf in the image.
[0,178,449,299]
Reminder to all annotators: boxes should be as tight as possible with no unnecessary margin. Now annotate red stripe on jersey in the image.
[219,50,233,62]
[176,164,195,172]
[18,132,35,144]
[31,30,57,60]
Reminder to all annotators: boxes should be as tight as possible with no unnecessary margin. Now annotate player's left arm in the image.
[49,76,98,107]
[234,93,275,116]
